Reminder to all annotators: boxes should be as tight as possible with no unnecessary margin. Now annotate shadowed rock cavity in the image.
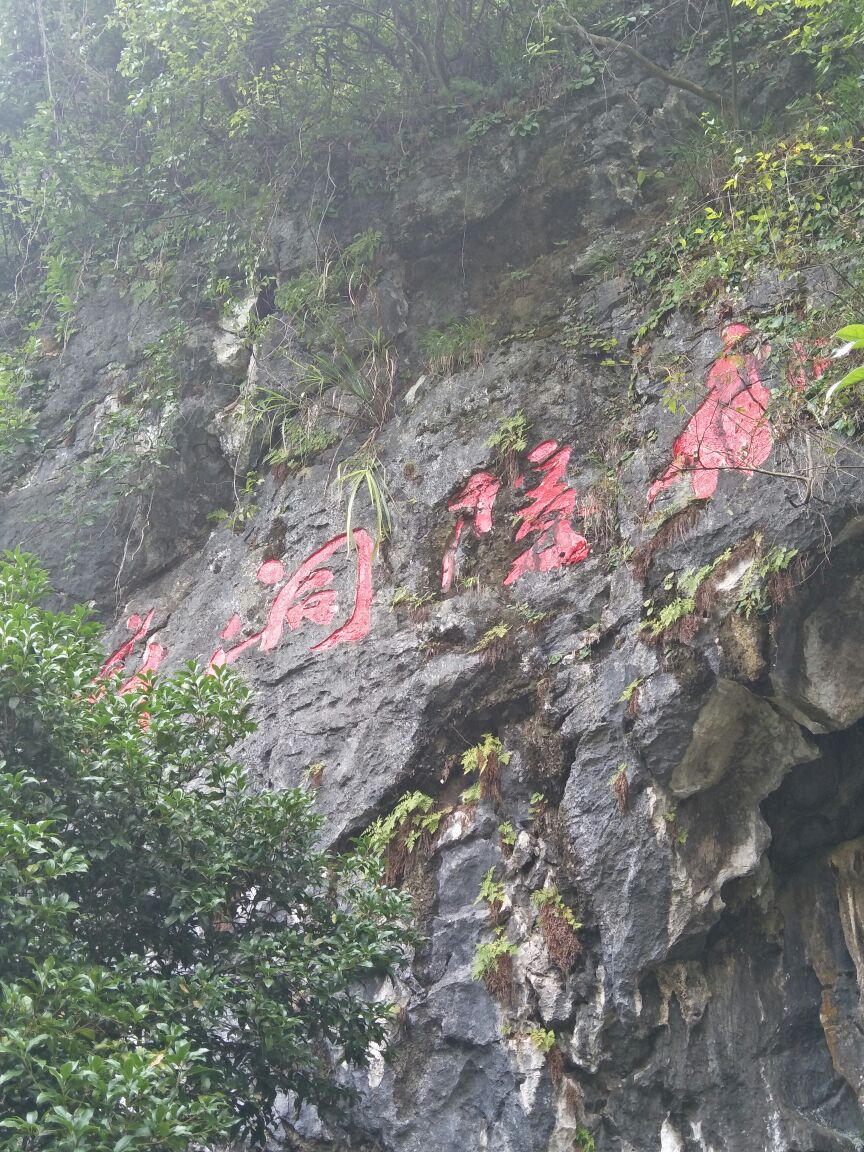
[605,586,864,1152]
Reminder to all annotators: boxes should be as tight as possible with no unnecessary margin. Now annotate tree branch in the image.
[559,11,726,111]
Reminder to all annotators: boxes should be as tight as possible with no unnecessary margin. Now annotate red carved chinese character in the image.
[504,441,589,585]
[97,610,155,680]
[208,530,374,668]
[220,613,243,641]
[119,640,167,695]
[648,324,772,504]
[441,472,501,591]
[94,608,167,705]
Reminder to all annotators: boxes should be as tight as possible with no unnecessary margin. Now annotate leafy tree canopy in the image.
[0,0,862,458]
[0,549,411,1150]
[0,0,860,316]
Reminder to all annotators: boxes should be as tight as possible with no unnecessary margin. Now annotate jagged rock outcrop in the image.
[5,30,864,1152]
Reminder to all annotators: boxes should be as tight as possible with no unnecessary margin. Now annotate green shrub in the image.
[498,820,517,847]
[0,550,411,1150]
[532,885,582,971]
[528,1026,556,1053]
[486,410,529,457]
[475,867,506,909]
[736,543,798,618]
[640,549,732,640]
[0,344,38,456]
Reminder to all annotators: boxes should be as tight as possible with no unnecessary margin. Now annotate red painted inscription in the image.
[648,324,772,503]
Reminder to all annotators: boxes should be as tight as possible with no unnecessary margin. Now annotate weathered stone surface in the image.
[670,679,818,798]
[14,26,864,1152]
[773,571,864,733]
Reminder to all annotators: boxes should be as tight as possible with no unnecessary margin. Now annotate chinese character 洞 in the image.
[209,529,374,668]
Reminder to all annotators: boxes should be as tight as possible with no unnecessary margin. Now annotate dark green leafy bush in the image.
[0,550,410,1150]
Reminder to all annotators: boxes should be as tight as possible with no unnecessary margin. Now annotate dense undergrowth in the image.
[0,0,863,489]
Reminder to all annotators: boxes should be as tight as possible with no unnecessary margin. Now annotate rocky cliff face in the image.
[4,36,864,1152]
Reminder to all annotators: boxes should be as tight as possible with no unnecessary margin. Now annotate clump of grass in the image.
[389,586,437,621]
[420,316,489,375]
[336,449,392,552]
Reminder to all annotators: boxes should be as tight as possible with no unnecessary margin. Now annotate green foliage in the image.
[528,1027,556,1053]
[486,410,530,457]
[0,344,38,455]
[824,324,864,407]
[0,550,411,1149]
[509,109,543,138]
[208,470,262,531]
[662,806,689,845]
[732,0,864,76]
[560,319,623,365]
[360,791,450,860]
[475,867,506,908]
[79,323,187,500]
[471,928,516,981]
[618,677,644,703]
[0,0,583,446]
[263,414,338,472]
[303,760,326,788]
[420,317,489,375]
[498,821,518,847]
[634,122,864,333]
[531,885,581,932]
[465,110,507,142]
[574,1127,596,1152]
[462,733,511,778]
[253,302,395,475]
[461,733,511,803]
[735,543,798,617]
[515,602,547,625]
[274,232,382,336]
[336,450,392,552]
[640,549,733,639]
[528,791,546,820]
[460,781,483,805]
[389,587,437,611]
[471,620,511,653]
